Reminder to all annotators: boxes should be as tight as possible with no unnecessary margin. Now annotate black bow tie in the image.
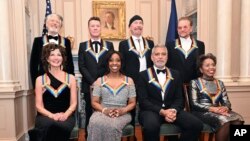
[48,35,58,40]
[156,69,166,74]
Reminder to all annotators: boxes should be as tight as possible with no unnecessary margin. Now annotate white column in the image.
[215,0,233,82]
[239,0,250,82]
[0,0,12,81]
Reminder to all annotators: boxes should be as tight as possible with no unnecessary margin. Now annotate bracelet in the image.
[102,107,107,113]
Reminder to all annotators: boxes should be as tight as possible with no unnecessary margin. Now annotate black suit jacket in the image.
[30,35,74,87]
[166,38,205,83]
[119,37,154,84]
[78,40,114,93]
[137,67,184,113]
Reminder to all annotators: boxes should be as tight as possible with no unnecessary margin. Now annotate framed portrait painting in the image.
[93,1,126,40]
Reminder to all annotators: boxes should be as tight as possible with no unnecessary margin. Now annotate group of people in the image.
[28,13,244,141]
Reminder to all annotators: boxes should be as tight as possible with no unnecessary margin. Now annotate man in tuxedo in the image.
[166,17,205,84]
[118,16,154,139]
[78,16,114,131]
[137,44,203,141]
[119,15,154,84]
[30,13,74,88]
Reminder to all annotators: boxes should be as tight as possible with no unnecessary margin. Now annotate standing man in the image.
[30,13,74,88]
[166,17,205,83]
[118,15,154,140]
[137,44,203,141]
[78,17,114,132]
[119,15,154,84]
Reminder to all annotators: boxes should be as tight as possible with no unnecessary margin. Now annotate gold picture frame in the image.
[93,1,126,40]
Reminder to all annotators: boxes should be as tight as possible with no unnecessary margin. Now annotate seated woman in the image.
[189,53,244,141]
[30,43,77,141]
[87,51,136,141]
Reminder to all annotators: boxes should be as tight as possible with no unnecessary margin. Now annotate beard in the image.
[47,27,59,35]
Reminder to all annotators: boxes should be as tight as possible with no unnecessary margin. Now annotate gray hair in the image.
[151,44,168,55]
[45,13,63,27]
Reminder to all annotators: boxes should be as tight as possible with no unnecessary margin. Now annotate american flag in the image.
[42,0,52,35]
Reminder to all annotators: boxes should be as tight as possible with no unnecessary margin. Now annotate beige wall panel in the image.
[27,92,36,129]
[14,95,24,138]
[0,106,7,130]
[63,1,76,38]
[137,0,158,42]
[231,0,241,79]
[198,0,217,54]
[159,0,168,44]
[0,99,15,138]
[140,2,152,36]
[228,92,250,124]
[63,0,78,54]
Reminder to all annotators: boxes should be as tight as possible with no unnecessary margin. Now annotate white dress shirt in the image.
[48,33,59,44]
[153,65,166,101]
[132,35,147,72]
[180,37,192,52]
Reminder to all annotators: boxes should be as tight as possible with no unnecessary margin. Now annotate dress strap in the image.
[42,73,47,86]
[101,76,105,85]
[125,76,128,83]
[66,73,70,84]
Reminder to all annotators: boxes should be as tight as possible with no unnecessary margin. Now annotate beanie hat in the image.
[129,15,143,27]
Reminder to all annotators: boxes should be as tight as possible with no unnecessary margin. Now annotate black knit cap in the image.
[128,15,143,27]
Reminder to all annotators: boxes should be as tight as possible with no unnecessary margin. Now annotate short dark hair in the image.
[178,17,193,26]
[105,51,124,75]
[197,53,217,76]
[88,16,101,26]
[41,43,67,73]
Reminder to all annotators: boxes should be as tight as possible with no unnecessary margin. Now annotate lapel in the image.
[85,39,109,62]
[42,34,66,48]
[174,37,198,59]
[127,36,151,58]
[146,67,174,95]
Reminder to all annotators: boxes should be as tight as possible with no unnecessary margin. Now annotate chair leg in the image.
[121,137,126,141]
[163,136,168,141]
[129,136,135,141]
[141,129,144,141]
[199,132,205,141]
[208,133,214,141]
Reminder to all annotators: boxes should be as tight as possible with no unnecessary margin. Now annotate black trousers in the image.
[139,110,203,141]
[84,91,93,130]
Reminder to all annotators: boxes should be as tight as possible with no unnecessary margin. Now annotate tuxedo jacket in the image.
[78,40,114,93]
[30,35,74,87]
[119,37,154,84]
[137,67,184,113]
[166,38,205,83]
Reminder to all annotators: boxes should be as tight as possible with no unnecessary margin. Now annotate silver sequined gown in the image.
[189,77,244,131]
[87,76,136,141]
